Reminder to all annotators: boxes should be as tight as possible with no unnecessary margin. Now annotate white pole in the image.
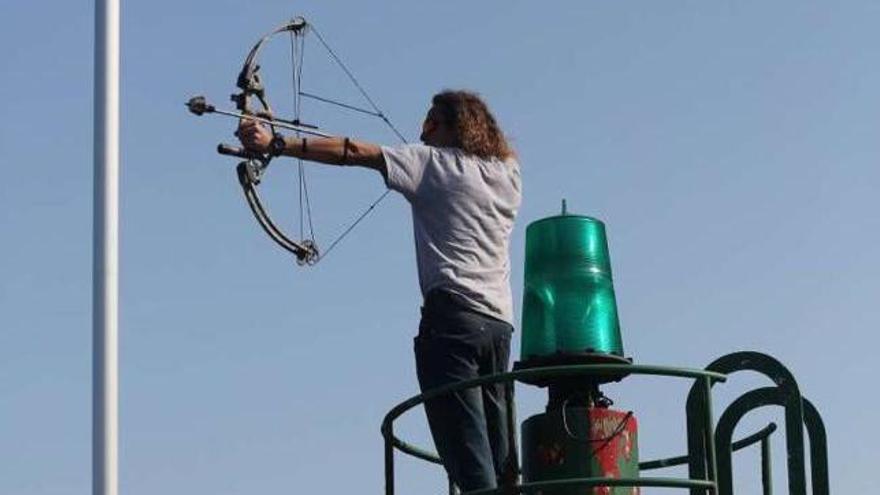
[93,0,119,494]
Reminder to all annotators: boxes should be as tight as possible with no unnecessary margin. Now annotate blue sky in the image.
[2,1,878,493]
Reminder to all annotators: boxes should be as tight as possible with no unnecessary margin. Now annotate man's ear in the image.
[420,120,436,143]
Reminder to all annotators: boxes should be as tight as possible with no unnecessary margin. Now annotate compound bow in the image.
[187,17,406,265]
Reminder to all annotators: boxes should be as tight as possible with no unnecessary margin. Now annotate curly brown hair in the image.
[432,90,514,161]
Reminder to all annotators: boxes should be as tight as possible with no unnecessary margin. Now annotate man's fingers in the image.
[237,121,260,137]
[235,117,270,152]
[238,117,262,127]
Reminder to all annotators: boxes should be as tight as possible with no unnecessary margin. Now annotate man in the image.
[238,90,521,492]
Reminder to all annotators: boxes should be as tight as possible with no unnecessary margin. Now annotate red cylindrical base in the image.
[522,407,639,495]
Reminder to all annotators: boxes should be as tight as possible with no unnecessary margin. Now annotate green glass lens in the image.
[520,209,624,362]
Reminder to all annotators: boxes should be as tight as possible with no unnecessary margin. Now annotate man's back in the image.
[383,144,521,323]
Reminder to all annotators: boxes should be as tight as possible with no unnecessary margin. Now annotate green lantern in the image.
[518,201,628,375]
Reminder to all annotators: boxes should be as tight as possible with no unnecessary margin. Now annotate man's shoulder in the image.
[383,143,434,155]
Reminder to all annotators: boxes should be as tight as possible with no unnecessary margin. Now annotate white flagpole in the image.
[93,0,120,494]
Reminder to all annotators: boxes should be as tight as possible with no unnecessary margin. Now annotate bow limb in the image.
[236,161,319,265]
[235,17,308,117]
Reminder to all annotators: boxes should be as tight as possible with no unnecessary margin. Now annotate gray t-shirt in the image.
[381,144,522,324]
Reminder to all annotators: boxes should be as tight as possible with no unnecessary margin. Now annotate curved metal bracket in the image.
[685,351,828,495]
[714,387,828,495]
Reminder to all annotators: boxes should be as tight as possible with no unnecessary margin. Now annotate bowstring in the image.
[309,25,408,144]
[298,32,317,243]
[274,20,406,263]
[289,29,304,241]
[306,23,408,262]
[289,27,317,245]
[318,189,392,261]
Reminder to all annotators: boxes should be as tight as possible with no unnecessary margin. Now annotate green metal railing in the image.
[640,422,777,471]
[381,364,727,495]
[381,352,829,495]
[641,422,778,495]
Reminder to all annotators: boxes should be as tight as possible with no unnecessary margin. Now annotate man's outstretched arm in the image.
[237,118,387,175]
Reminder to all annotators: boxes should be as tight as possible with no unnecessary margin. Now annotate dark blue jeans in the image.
[415,290,515,492]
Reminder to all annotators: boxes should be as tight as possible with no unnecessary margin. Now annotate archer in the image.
[239,90,522,493]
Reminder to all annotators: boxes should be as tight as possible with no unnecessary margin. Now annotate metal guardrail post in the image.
[686,382,709,494]
[703,376,719,492]
[384,424,394,495]
[448,476,459,495]
[761,435,772,495]
[803,399,829,495]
